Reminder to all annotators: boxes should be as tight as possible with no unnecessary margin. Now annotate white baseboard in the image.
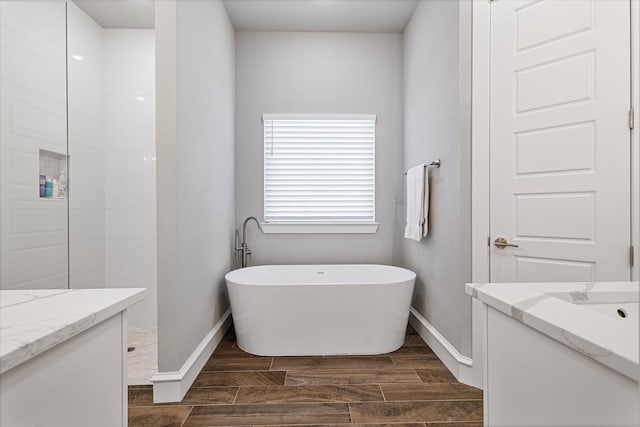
[150,309,232,403]
[409,307,482,388]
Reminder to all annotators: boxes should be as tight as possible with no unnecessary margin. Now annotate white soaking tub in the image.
[225,264,416,356]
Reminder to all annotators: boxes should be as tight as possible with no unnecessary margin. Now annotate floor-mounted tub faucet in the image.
[235,216,262,268]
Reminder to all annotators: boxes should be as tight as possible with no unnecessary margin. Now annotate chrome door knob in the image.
[494,237,519,249]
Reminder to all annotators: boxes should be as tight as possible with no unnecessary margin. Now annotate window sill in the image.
[260,223,379,234]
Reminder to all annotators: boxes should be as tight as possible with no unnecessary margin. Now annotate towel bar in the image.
[403,159,441,175]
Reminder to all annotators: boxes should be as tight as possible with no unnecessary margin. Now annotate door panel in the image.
[490,0,631,282]
[514,256,595,283]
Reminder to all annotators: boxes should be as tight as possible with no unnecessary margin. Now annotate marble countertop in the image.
[0,288,145,374]
[466,281,639,381]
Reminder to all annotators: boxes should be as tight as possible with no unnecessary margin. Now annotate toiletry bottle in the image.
[45,178,53,198]
[58,170,66,198]
[39,175,46,198]
[53,179,59,199]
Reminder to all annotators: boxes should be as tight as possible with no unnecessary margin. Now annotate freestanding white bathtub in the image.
[225,264,416,356]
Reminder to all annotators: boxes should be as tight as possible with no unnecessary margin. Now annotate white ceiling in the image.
[223,0,419,33]
[73,0,155,29]
[72,0,419,33]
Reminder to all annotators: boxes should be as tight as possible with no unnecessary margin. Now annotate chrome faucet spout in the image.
[238,216,262,268]
[242,216,261,246]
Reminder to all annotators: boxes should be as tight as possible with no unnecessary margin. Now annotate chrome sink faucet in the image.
[235,216,262,268]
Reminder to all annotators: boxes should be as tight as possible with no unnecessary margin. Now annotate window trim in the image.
[262,114,377,234]
[262,113,377,122]
[260,223,379,235]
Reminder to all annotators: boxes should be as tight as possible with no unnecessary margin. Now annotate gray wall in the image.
[235,31,404,265]
[402,0,473,356]
[156,0,235,372]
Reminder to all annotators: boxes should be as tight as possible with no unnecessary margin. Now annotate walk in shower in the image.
[0,0,157,385]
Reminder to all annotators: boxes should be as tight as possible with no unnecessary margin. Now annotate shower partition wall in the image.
[67,0,106,289]
[1,0,158,385]
[0,1,157,332]
[0,1,69,290]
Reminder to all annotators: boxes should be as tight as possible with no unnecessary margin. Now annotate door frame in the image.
[471,0,640,284]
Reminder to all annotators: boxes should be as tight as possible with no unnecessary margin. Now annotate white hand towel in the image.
[404,164,429,241]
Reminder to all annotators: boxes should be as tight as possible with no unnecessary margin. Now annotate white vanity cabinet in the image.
[0,289,145,427]
[467,281,639,427]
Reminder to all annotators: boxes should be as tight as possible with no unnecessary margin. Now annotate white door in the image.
[490,0,632,282]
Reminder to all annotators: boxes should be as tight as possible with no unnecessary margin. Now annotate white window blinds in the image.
[263,114,376,224]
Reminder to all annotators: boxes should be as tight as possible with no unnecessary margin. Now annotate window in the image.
[262,114,378,234]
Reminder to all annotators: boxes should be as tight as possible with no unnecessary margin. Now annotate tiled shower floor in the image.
[128,327,158,386]
[127,325,483,426]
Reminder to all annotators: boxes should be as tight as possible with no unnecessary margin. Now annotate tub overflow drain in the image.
[617,308,627,319]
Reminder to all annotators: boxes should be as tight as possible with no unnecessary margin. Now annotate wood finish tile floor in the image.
[128,325,483,427]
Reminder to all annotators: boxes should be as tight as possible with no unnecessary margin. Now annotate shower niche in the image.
[38,149,69,200]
